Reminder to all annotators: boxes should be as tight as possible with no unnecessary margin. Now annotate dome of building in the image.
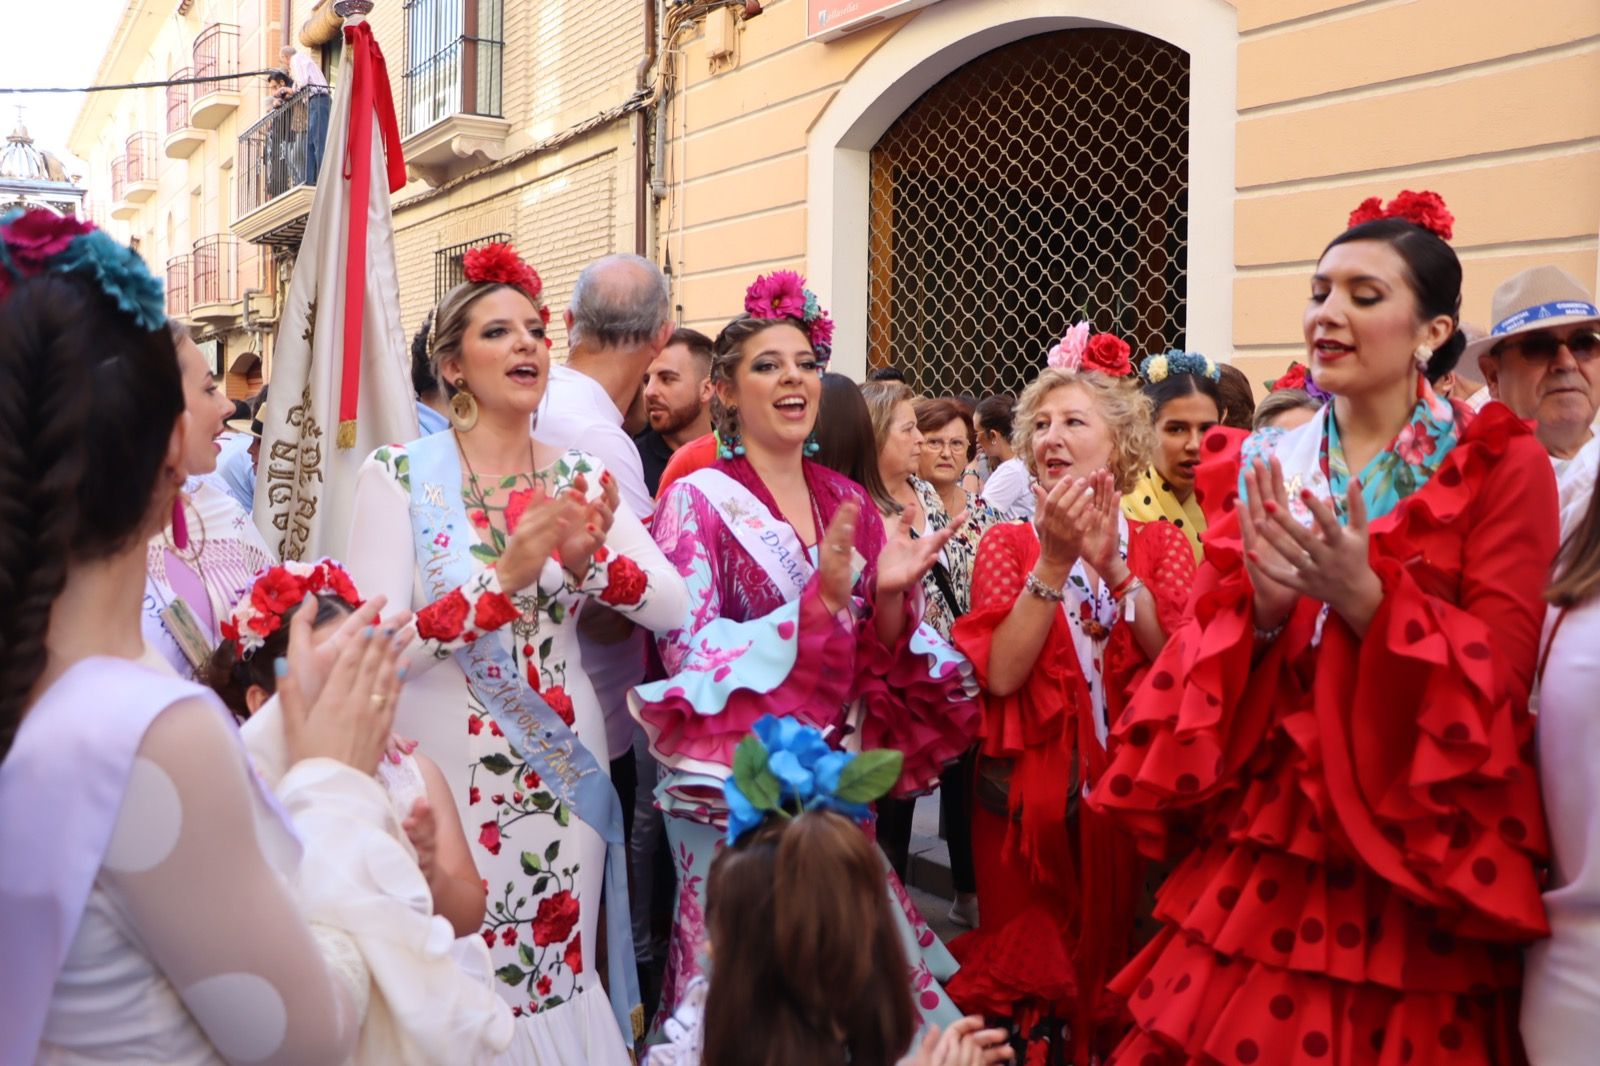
[0,120,72,184]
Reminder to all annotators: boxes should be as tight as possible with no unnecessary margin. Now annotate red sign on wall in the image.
[807,0,944,41]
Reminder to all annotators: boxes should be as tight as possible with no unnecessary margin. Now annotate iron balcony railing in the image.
[167,68,192,132]
[193,23,240,93]
[237,86,334,216]
[166,254,190,317]
[401,0,504,136]
[110,157,126,202]
[192,234,239,306]
[125,132,157,184]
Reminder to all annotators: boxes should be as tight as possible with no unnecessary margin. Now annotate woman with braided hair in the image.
[0,210,450,1063]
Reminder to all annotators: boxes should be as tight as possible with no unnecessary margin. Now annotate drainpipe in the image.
[633,0,659,257]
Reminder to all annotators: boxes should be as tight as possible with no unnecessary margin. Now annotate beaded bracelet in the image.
[1023,571,1067,603]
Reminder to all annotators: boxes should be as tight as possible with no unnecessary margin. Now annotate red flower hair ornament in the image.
[462,243,551,326]
[1347,189,1455,241]
[222,558,365,658]
[1043,320,1134,378]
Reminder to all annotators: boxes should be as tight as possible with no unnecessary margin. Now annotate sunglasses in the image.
[1498,329,1600,362]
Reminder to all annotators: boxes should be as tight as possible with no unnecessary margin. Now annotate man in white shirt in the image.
[281,45,331,185]
[535,253,673,835]
[1470,266,1600,541]
[975,393,1035,520]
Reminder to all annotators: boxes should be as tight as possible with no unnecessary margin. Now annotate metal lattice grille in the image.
[435,232,511,303]
[868,30,1189,398]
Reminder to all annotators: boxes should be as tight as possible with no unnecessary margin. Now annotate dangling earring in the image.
[449,381,479,432]
[1413,345,1432,369]
[718,409,745,460]
[804,431,820,457]
[171,494,189,551]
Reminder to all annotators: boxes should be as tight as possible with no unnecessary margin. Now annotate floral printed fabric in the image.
[912,479,999,640]
[363,444,669,1029]
[1324,376,1459,523]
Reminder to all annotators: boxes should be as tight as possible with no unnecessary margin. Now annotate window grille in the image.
[167,68,192,133]
[402,0,505,136]
[434,232,511,303]
[192,23,240,94]
[167,254,190,317]
[867,30,1190,399]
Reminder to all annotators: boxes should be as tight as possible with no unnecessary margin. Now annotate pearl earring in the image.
[1413,345,1432,368]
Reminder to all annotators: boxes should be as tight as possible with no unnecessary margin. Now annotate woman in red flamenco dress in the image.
[1088,199,1558,1065]
[948,344,1198,1065]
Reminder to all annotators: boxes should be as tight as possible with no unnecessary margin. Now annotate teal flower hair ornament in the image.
[723,714,904,846]
[1140,348,1220,385]
[0,208,166,332]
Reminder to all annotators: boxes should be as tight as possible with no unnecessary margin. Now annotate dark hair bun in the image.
[1426,328,1467,383]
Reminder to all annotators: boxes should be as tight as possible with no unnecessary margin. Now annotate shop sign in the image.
[807,0,943,42]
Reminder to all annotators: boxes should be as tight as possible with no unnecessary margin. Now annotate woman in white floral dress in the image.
[346,245,686,1064]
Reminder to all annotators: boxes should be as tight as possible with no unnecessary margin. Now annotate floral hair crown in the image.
[221,558,364,659]
[743,271,835,361]
[1045,320,1134,378]
[1264,361,1330,402]
[461,242,551,326]
[1347,189,1454,241]
[724,715,903,846]
[1140,349,1220,384]
[0,209,166,331]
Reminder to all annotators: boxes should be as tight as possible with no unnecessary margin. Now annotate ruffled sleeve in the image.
[1101,518,1198,726]
[629,479,861,800]
[849,498,980,797]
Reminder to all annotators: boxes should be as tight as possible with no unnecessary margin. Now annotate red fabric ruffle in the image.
[1088,403,1556,1065]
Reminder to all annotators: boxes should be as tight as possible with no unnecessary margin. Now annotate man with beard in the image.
[633,327,714,496]
[1471,266,1600,540]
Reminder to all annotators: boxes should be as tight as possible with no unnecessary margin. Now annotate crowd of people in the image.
[3,183,1600,1066]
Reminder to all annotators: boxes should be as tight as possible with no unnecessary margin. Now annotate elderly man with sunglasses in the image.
[1472,266,1600,540]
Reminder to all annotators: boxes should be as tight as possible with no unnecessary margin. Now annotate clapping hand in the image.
[1031,474,1100,574]
[818,500,861,615]
[902,1017,1015,1066]
[281,607,408,775]
[1239,456,1382,634]
[495,484,585,594]
[878,506,967,597]
[554,470,621,584]
[283,593,413,709]
[1073,469,1121,575]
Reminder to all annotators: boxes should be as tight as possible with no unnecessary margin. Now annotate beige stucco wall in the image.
[659,0,1600,396]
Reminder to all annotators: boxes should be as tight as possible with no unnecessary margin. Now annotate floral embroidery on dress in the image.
[914,479,999,640]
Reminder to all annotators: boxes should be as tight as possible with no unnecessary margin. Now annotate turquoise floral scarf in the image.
[1323,376,1458,523]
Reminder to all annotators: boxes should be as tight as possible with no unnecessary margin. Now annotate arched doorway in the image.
[865,29,1189,397]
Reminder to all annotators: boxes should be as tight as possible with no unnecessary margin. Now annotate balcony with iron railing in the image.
[233,86,331,247]
[190,24,241,130]
[166,254,190,319]
[165,68,205,159]
[109,157,137,220]
[123,132,158,203]
[190,234,249,322]
[399,0,509,187]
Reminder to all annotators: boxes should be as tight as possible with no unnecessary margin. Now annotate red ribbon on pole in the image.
[335,21,406,447]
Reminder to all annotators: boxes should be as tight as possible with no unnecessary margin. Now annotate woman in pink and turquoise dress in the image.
[630,272,982,1033]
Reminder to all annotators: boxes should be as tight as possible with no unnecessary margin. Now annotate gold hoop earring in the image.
[449,382,479,431]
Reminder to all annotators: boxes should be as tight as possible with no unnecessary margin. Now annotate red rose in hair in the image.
[417,588,471,642]
[598,554,648,607]
[462,243,544,307]
[221,618,240,643]
[321,564,363,607]
[563,936,583,975]
[1347,196,1385,228]
[503,486,539,533]
[478,820,502,855]
[3,210,93,273]
[1082,333,1133,377]
[251,568,308,617]
[1269,362,1308,392]
[531,890,581,946]
[544,685,576,727]
[1386,190,1454,241]
[474,591,519,631]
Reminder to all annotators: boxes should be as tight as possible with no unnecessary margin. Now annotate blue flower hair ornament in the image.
[723,714,904,846]
[1140,349,1221,385]
[0,208,166,332]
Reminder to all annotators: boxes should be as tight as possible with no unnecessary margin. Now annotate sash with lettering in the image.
[404,431,641,1045]
[678,467,818,598]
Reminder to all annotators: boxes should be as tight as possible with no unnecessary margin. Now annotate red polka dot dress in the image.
[949,516,1196,1064]
[1088,404,1557,1066]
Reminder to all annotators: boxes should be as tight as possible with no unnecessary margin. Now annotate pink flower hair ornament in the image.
[744,270,835,361]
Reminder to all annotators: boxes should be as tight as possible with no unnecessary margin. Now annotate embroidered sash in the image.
[1054,513,1130,750]
[405,433,641,1045]
[678,467,816,598]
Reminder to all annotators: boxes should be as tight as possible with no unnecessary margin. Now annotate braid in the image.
[0,274,182,760]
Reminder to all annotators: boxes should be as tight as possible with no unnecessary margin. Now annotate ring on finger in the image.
[369,693,388,708]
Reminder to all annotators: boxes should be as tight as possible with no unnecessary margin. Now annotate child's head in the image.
[202,560,362,720]
[702,810,914,1066]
